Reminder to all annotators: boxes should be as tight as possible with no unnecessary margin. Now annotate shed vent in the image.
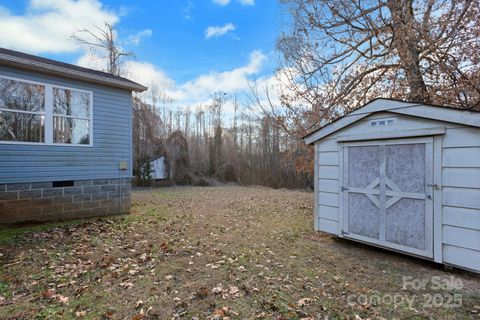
[369,118,396,127]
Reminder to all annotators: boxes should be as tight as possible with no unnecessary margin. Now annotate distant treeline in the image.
[132,94,312,189]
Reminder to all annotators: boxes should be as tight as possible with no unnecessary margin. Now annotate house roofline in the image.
[0,47,147,92]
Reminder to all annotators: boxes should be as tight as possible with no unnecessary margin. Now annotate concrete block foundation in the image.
[0,178,131,224]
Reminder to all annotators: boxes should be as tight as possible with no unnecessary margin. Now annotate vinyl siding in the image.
[0,65,132,184]
[440,126,480,271]
[316,138,340,233]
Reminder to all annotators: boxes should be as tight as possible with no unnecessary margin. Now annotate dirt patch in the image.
[0,186,479,319]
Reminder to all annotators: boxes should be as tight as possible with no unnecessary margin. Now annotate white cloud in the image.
[76,49,108,71]
[124,60,179,100]
[180,50,266,100]
[126,29,152,46]
[0,0,118,54]
[212,0,255,6]
[182,1,194,20]
[239,0,255,5]
[77,48,267,109]
[116,50,267,108]
[205,23,235,39]
[212,0,231,6]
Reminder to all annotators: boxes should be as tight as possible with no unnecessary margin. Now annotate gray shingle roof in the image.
[0,47,147,92]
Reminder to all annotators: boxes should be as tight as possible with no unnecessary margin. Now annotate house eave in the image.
[0,52,148,93]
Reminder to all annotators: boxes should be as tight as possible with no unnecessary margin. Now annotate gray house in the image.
[0,48,147,223]
[304,98,480,273]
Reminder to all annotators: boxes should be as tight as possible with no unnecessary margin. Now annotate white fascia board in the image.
[304,99,415,145]
[349,99,420,116]
[389,105,480,128]
[304,113,371,145]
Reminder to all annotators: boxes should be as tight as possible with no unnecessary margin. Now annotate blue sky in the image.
[0,0,283,108]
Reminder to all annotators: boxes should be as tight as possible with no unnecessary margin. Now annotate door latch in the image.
[341,186,349,191]
[427,183,440,190]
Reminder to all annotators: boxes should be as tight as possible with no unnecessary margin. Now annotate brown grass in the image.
[0,185,479,319]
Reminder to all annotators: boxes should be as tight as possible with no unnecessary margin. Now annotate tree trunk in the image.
[387,0,430,103]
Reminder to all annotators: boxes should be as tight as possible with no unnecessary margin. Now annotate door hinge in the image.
[341,186,349,191]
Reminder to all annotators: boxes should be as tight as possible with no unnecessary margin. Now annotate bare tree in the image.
[278,0,480,116]
[72,22,134,76]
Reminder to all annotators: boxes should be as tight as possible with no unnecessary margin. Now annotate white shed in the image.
[304,98,480,273]
[151,156,170,180]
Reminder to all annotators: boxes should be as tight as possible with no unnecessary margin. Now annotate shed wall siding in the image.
[316,138,340,234]
[439,126,480,270]
[0,66,133,184]
[314,112,480,272]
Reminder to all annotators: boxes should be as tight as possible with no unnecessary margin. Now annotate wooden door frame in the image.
[339,137,437,259]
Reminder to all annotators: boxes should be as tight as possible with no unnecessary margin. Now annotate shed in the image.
[304,98,480,273]
[151,156,172,180]
[0,47,147,223]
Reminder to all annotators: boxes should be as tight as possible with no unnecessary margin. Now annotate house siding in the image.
[0,65,133,222]
[0,65,133,183]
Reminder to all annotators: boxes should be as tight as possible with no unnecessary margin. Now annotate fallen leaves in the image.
[210,284,243,299]
[74,310,87,317]
[212,306,239,320]
[0,186,478,319]
[195,287,209,299]
[120,281,134,289]
[228,286,240,296]
[135,300,143,309]
[56,295,69,305]
[297,297,313,307]
[41,289,55,299]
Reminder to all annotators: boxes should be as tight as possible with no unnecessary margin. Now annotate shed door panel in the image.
[348,193,380,239]
[347,146,381,239]
[343,139,433,258]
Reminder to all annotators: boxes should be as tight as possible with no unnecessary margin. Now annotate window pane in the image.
[53,88,90,118]
[0,110,44,142]
[0,78,45,112]
[53,116,90,145]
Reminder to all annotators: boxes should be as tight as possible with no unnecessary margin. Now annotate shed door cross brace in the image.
[342,138,434,258]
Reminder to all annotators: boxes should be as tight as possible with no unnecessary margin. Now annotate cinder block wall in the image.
[0,179,131,224]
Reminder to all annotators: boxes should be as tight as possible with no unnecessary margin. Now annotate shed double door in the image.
[342,138,434,258]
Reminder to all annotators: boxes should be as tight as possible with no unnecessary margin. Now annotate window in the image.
[0,75,92,146]
[0,78,45,142]
[53,88,91,145]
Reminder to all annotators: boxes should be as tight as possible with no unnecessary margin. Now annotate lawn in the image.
[0,185,479,319]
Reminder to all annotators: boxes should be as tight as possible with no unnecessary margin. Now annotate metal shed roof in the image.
[304,98,480,145]
[0,47,147,92]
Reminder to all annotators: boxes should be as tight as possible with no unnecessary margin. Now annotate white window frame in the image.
[369,117,396,127]
[0,74,93,147]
